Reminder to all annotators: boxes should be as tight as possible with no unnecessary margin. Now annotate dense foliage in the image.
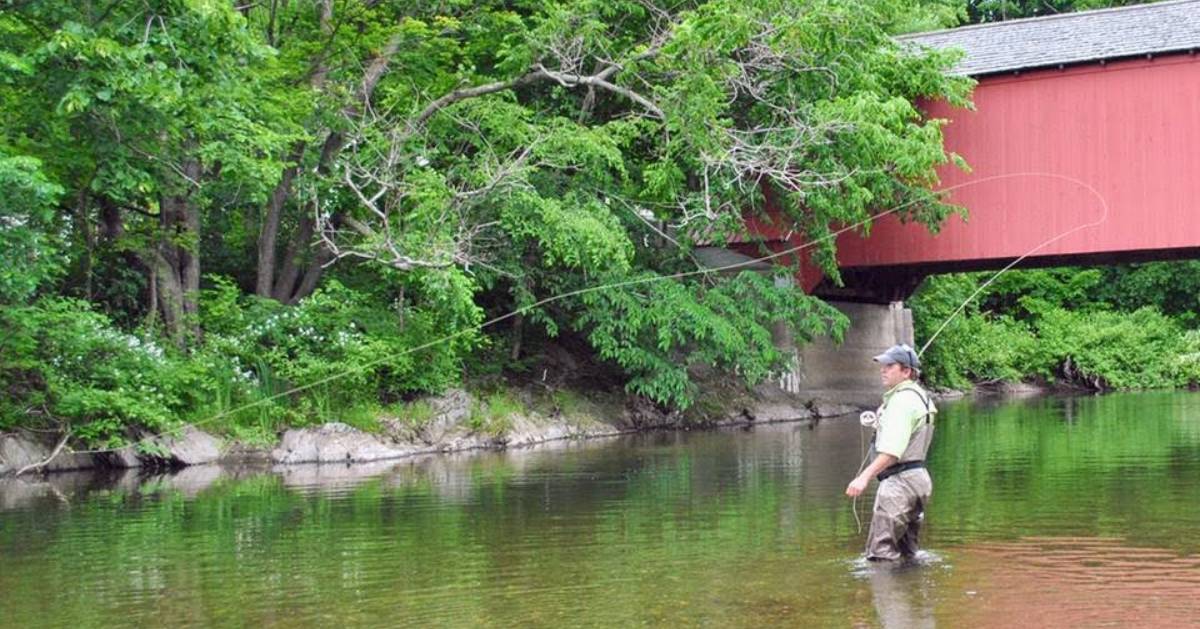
[912,264,1200,391]
[0,0,972,444]
[964,0,1150,23]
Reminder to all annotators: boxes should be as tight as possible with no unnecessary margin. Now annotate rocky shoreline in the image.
[0,387,862,477]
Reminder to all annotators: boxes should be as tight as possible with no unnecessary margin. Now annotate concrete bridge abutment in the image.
[787,301,914,407]
[693,247,916,405]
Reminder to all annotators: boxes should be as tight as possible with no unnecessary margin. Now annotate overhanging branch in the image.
[406,55,664,140]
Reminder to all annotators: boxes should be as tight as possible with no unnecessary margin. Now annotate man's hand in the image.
[846,474,869,497]
[846,453,898,498]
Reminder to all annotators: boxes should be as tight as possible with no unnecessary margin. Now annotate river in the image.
[3,391,1199,627]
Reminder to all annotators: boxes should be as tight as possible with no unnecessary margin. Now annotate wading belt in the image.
[876,460,925,482]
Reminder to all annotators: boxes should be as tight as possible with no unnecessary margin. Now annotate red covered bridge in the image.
[743,0,1200,304]
[730,1,1200,401]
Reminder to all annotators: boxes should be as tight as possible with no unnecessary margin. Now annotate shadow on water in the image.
[867,560,937,629]
[846,552,944,629]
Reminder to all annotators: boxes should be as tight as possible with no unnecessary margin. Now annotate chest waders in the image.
[866,383,936,561]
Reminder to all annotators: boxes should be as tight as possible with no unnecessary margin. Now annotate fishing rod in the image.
[849,171,1111,532]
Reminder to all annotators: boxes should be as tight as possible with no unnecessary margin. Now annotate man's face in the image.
[879,362,911,389]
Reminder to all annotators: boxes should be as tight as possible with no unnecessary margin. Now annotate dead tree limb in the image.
[13,430,71,477]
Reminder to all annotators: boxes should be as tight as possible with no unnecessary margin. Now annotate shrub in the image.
[200,276,480,425]
[0,299,199,445]
[1176,330,1200,386]
[468,390,522,436]
[0,273,486,446]
[913,271,1198,392]
[1034,307,1189,389]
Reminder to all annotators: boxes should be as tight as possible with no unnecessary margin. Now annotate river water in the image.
[3,392,1200,627]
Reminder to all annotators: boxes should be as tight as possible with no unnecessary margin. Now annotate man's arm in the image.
[845,453,898,497]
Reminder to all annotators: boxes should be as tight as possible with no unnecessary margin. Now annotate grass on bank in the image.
[467,390,521,436]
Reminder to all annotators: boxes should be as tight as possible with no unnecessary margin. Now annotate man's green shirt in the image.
[875,379,932,459]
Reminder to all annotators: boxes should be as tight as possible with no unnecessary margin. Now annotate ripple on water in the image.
[939,537,1200,628]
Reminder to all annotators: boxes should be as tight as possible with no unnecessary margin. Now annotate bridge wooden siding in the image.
[835,52,1200,268]
[744,52,1200,302]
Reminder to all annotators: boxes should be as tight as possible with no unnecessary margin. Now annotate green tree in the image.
[965,0,1152,23]
[0,154,64,303]
[315,0,972,406]
[1095,262,1200,328]
[0,0,977,441]
[1,1,297,343]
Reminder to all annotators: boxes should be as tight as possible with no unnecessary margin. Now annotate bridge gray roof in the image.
[900,0,1200,76]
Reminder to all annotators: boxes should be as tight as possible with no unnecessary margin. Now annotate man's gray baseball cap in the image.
[874,344,919,370]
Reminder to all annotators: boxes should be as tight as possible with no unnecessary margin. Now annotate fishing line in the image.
[917,173,1110,356]
[61,172,1108,462]
[854,415,870,533]
[849,171,1111,534]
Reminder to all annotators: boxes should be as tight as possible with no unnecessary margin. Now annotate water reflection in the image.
[0,465,225,510]
[867,561,936,629]
[1,392,1199,627]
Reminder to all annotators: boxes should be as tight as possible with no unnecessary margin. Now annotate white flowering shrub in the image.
[0,299,199,445]
[0,274,481,445]
[200,275,480,424]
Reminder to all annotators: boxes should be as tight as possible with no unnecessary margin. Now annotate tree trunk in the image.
[510,314,524,362]
[182,189,200,327]
[98,196,123,240]
[152,249,186,341]
[289,234,335,304]
[153,158,203,346]
[274,132,345,304]
[256,142,305,297]
[254,1,336,303]
[271,131,342,303]
[258,27,404,304]
[146,267,157,328]
[271,213,313,302]
[75,189,94,300]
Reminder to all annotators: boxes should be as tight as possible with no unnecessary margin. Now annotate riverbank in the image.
[0,384,862,477]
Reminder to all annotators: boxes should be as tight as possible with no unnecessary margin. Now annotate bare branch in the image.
[409,72,545,132]
[405,46,666,141]
[316,114,543,275]
[533,64,665,119]
[13,430,71,477]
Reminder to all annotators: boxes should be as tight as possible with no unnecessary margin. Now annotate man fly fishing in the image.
[846,344,937,562]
